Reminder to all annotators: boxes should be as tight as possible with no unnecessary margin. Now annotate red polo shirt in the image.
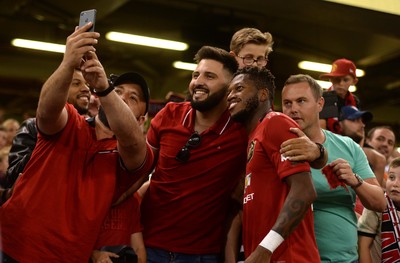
[0,103,152,262]
[141,102,247,254]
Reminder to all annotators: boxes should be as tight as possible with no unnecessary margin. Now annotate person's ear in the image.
[259,89,269,102]
[338,120,344,130]
[136,115,146,126]
[317,96,324,113]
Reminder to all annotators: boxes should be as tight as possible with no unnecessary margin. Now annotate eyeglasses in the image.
[236,55,268,66]
[175,132,201,162]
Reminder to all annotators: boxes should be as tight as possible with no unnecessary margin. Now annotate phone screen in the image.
[319,91,339,119]
[79,9,97,32]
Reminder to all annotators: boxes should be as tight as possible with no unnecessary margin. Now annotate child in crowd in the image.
[319,58,360,134]
[358,157,400,262]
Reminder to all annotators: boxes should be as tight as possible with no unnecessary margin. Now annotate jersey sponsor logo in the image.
[243,193,254,204]
[244,173,251,190]
[280,154,289,162]
[244,173,254,204]
[247,140,256,163]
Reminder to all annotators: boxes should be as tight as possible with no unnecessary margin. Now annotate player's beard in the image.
[231,95,259,123]
[190,86,228,112]
[345,131,363,144]
[74,103,89,116]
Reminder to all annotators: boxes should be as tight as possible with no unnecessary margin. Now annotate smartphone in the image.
[319,90,339,119]
[79,9,97,32]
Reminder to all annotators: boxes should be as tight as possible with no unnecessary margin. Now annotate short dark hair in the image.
[284,74,322,101]
[233,66,276,102]
[194,46,238,75]
[367,125,396,142]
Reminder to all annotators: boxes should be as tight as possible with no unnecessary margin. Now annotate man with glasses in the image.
[141,45,248,263]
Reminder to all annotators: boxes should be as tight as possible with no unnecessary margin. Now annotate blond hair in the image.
[230,28,274,56]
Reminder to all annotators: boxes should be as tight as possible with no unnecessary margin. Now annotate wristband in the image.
[259,230,284,253]
[315,142,325,161]
[93,80,114,97]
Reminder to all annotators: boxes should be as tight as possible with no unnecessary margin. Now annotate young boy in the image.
[319,58,360,134]
[358,157,400,262]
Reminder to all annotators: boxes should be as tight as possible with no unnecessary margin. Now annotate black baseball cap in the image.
[111,72,150,114]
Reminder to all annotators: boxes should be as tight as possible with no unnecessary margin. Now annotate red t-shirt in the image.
[243,112,320,262]
[141,102,247,254]
[95,192,143,249]
[0,104,152,262]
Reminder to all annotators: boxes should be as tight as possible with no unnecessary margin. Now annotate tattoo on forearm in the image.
[274,197,309,238]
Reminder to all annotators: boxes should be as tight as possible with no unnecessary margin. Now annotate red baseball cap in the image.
[320,58,357,80]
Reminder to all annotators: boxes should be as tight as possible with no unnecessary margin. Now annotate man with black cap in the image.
[0,23,153,262]
[90,72,151,263]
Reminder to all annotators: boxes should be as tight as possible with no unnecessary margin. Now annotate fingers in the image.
[81,53,105,75]
[329,159,354,184]
[280,138,296,148]
[75,22,95,34]
[289,127,305,137]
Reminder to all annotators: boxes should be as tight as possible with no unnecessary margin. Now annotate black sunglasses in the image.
[175,132,201,162]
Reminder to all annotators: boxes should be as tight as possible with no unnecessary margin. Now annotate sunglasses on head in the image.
[175,132,201,162]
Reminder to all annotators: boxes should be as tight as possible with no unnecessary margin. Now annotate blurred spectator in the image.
[1,118,20,147]
[0,146,10,186]
[0,125,7,150]
[366,126,397,171]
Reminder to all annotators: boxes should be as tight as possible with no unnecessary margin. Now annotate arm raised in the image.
[37,23,99,135]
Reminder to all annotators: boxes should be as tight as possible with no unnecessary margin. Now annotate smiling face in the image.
[227,74,260,122]
[367,128,396,160]
[386,165,400,205]
[188,59,231,112]
[67,70,90,115]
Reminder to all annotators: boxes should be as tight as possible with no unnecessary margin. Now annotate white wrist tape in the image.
[259,230,284,253]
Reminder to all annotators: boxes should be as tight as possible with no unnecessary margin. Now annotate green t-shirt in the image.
[312,129,375,262]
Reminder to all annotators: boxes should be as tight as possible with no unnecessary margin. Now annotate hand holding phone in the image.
[79,9,97,32]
